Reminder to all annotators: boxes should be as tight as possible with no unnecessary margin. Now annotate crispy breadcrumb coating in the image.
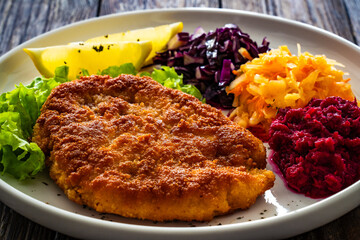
[32,74,275,221]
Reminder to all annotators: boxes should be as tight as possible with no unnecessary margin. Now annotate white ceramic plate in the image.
[0,8,359,240]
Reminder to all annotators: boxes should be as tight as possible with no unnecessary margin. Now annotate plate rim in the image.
[0,7,359,240]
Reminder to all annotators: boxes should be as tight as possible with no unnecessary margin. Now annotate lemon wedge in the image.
[24,41,152,80]
[85,22,183,66]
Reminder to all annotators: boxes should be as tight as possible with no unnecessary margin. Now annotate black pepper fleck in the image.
[92,45,104,52]
[104,34,108,38]
[42,181,48,186]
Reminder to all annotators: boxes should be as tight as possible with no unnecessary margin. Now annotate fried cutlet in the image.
[32,74,275,222]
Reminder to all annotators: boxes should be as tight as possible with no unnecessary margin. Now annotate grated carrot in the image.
[239,48,253,60]
[226,45,354,136]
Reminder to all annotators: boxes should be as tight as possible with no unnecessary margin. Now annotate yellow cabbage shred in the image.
[227,45,354,132]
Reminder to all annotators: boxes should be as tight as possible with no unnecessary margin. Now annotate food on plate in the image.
[269,96,360,198]
[227,45,354,140]
[153,24,270,108]
[24,41,152,80]
[0,66,69,180]
[32,74,275,221]
[86,22,183,66]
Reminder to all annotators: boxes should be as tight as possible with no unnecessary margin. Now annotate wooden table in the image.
[0,0,359,239]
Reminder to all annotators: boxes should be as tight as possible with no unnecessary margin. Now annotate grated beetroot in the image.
[269,96,360,198]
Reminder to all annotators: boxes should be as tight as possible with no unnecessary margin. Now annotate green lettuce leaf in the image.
[98,63,137,77]
[151,66,204,102]
[0,66,69,180]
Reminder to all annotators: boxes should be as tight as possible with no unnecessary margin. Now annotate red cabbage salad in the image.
[154,23,270,109]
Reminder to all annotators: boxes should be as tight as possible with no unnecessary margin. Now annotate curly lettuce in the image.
[0,66,69,180]
[150,66,204,102]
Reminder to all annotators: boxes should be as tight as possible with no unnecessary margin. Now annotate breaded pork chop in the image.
[32,74,275,222]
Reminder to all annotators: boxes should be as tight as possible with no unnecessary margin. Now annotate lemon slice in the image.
[85,22,183,66]
[24,41,152,80]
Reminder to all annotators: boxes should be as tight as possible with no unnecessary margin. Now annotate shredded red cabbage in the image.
[153,24,270,108]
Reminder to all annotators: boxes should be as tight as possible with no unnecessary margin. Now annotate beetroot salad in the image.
[269,96,360,198]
